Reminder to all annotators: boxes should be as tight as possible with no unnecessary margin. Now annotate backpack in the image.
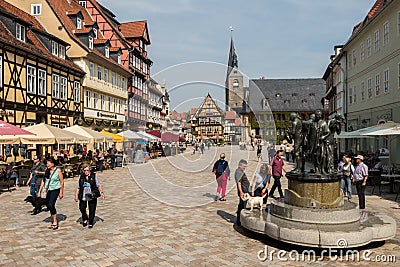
[216,161,225,176]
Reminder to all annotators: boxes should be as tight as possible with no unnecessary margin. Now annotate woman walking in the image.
[75,164,105,228]
[38,158,64,230]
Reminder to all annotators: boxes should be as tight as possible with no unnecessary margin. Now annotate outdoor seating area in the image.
[0,121,187,191]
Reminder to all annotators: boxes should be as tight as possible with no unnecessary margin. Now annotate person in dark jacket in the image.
[74,163,105,228]
[212,153,230,201]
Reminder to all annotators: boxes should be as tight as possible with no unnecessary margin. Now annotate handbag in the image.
[91,187,101,198]
[42,169,57,198]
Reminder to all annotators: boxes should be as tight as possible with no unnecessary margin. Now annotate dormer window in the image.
[76,17,82,29]
[31,4,42,15]
[16,23,26,42]
[117,54,121,64]
[79,1,87,7]
[93,28,97,39]
[88,36,93,50]
[51,41,59,56]
[105,46,109,58]
[59,45,65,59]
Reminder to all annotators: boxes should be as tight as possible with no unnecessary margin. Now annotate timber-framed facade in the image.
[0,0,85,128]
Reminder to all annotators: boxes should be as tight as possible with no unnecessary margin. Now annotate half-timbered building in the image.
[192,94,225,143]
[0,0,85,127]
[8,0,131,132]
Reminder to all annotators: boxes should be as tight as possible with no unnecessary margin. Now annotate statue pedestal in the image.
[285,173,343,209]
[240,172,397,248]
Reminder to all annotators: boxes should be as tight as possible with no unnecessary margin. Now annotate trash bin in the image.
[116,155,123,167]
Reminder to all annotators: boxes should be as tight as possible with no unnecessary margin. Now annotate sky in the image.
[100,0,377,112]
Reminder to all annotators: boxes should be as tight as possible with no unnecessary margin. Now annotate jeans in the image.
[269,175,284,198]
[46,188,60,215]
[216,173,228,198]
[110,156,116,169]
[98,160,104,172]
[254,187,268,204]
[79,198,97,225]
[30,183,40,197]
[355,181,366,209]
[236,198,246,225]
[340,176,352,200]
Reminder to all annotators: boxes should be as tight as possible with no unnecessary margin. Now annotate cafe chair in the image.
[18,169,30,186]
[371,175,392,195]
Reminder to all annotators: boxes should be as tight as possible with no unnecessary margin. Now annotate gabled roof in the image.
[120,20,150,44]
[46,0,129,72]
[0,0,84,75]
[195,94,224,118]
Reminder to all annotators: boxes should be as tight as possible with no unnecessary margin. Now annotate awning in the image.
[363,124,400,136]
[137,131,159,141]
[101,130,126,143]
[64,125,113,143]
[22,123,89,144]
[0,120,35,144]
[335,122,399,139]
[118,130,146,141]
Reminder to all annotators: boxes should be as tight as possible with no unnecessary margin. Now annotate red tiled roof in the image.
[66,9,81,15]
[235,118,242,127]
[47,0,129,73]
[0,1,84,74]
[109,47,121,52]
[0,0,45,31]
[120,20,150,43]
[74,28,92,34]
[93,38,108,44]
[351,0,386,36]
[225,110,237,120]
[189,108,198,115]
[367,0,385,19]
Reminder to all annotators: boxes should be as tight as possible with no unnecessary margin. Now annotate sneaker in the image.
[215,194,219,201]
[219,198,226,201]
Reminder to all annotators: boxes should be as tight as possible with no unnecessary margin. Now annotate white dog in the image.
[242,193,267,211]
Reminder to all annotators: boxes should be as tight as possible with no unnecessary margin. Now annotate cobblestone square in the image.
[0,146,399,266]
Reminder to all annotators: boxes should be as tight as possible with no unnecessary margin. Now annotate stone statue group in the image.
[285,110,344,175]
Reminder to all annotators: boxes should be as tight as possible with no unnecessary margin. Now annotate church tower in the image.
[225,36,244,113]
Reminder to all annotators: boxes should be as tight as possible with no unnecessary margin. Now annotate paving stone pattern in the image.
[0,146,399,266]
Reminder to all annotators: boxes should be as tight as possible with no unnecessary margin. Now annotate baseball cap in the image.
[354,155,364,161]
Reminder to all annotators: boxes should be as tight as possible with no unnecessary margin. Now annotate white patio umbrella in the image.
[137,131,160,141]
[118,130,146,141]
[64,125,113,143]
[22,123,89,144]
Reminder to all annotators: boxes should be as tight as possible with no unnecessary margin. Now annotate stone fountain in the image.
[241,111,396,248]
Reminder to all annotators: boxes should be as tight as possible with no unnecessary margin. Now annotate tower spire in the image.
[226,26,238,79]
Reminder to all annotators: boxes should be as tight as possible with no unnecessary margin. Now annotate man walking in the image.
[26,156,46,197]
[235,159,250,226]
[212,153,230,201]
[269,149,286,199]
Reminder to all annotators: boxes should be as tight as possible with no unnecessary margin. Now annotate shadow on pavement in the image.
[43,214,67,223]
[217,210,236,224]
[233,221,389,256]
[76,216,104,225]
[203,193,217,199]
